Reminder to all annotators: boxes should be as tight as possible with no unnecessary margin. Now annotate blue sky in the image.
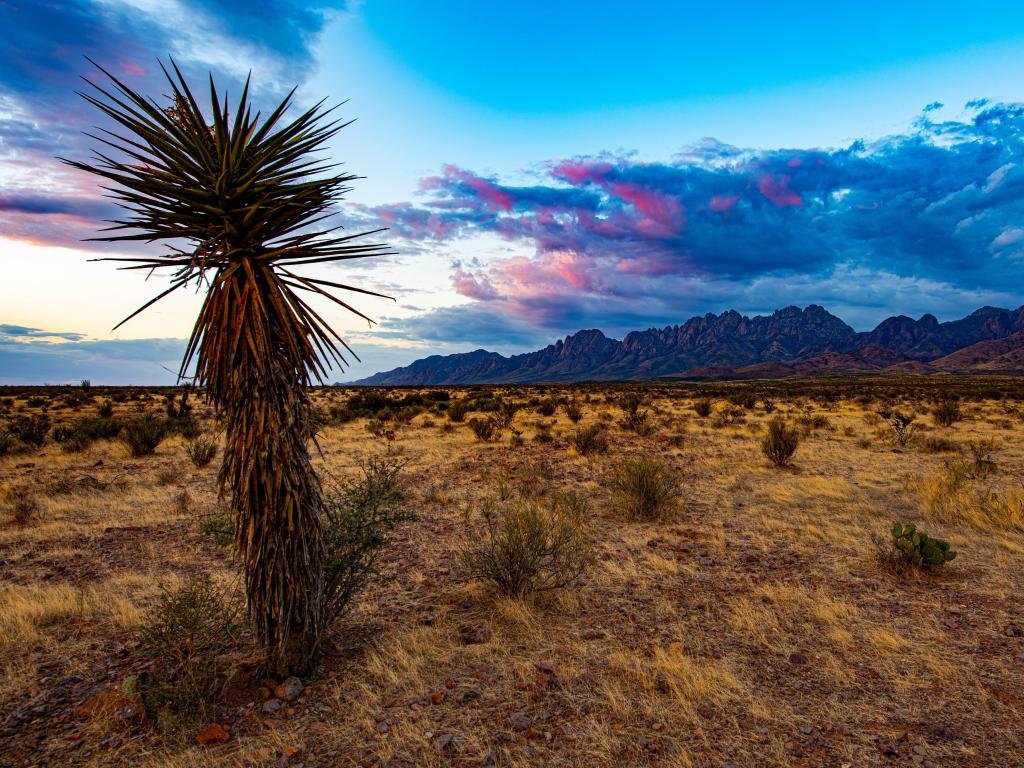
[2,1,1024,383]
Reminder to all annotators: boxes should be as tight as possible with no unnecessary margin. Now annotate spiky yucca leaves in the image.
[65,61,389,675]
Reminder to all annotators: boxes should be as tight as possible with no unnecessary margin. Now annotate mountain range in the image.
[352,305,1024,385]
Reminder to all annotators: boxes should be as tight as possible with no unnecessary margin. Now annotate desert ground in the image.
[1,378,1023,768]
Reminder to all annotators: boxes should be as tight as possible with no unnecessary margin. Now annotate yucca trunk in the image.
[203,262,324,675]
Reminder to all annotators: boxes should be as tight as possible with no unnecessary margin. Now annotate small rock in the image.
[262,698,284,714]
[376,720,389,734]
[435,732,464,754]
[509,713,531,732]
[274,677,304,702]
[431,691,444,705]
[698,557,715,566]
[789,653,808,665]
[195,724,230,744]
[461,626,492,644]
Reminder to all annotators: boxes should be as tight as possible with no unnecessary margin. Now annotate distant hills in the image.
[352,305,1024,385]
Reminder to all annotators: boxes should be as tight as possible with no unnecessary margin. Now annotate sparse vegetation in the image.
[121,413,169,457]
[461,491,593,597]
[606,454,681,520]
[761,416,800,467]
[568,424,609,455]
[185,433,219,468]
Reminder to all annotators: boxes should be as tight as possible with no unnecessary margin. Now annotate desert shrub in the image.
[890,522,957,568]
[693,398,713,417]
[761,416,800,467]
[468,417,496,442]
[195,504,234,546]
[492,400,520,429]
[533,424,554,443]
[321,455,415,627]
[536,399,556,417]
[7,414,49,447]
[932,398,962,427]
[564,401,584,423]
[761,395,776,413]
[965,438,999,478]
[134,575,242,719]
[0,430,15,456]
[461,491,593,597]
[97,400,115,419]
[121,413,168,456]
[1,485,40,525]
[606,455,681,521]
[448,399,471,423]
[920,436,960,454]
[730,392,757,409]
[185,434,219,468]
[568,424,608,456]
[878,409,918,447]
[797,414,833,433]
[617,392,652,434]
[71,415,123,441]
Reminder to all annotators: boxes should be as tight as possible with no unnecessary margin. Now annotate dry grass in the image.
[1,381,1023,766]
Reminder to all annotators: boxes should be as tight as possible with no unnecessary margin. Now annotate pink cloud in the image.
[709,194,739,212]
[452,268,501,301]
[610,183,686,233]
[757,173,802,207]
[551,160,614,186]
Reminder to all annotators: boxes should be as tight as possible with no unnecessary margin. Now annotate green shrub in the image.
[891,522,957,568]
[321,455,415,627]
[134,575,242,719]
[468,417,496,442]
[606,455,681,520]
[761,416,800,467]
[7,414,49,447]
[693,398,713,417]
[492,400,520,429]
[568,424,608,455]
[71,416,123,441]
[461,491,593,597]
[447,399,471,423]
[564,401,584,423]
[536,399,556,417]
[0,430,14,456]
[121,413,168,456]
[185,434,219,467]
[97,400,114,419]
[932,398,962,427]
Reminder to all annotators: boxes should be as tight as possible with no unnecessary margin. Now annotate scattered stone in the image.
[461,626,492,644]
[431,691,444,705]
[262,698,284,714]
[376,720,390,734]
[509,713,532,732]
[698,557,715,566]
[274,677,304,702]
[789,653,808,665]
[435,732,464,754]
[195,724,231,744]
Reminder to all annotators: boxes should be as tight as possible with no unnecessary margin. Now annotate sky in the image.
[2,1,1024,383]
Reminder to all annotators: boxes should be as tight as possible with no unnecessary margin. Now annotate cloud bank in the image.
[370,102,1024,336]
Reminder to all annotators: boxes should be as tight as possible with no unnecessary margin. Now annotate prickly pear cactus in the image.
[892,523,957,567]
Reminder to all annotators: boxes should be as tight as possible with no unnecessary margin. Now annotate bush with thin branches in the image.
[606,455,682,520]
[761,416,800,467]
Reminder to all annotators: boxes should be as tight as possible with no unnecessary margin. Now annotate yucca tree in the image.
[65,60,389,675]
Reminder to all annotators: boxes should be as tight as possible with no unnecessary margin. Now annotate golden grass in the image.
[1,383,1023,766]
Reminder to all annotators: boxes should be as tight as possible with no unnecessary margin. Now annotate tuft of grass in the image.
[605,454,681,521]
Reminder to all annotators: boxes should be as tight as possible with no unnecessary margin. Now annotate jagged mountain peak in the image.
[351,304,1024,385]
